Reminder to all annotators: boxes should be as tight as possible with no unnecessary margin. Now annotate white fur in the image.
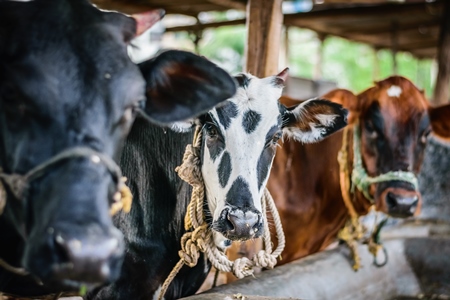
[169,120,194,132]
[202,74,282,247]
[387,85,402,97]
[201,75,343,248]
[152,285,163,300]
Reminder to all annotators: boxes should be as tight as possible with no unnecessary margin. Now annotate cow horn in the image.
[132,9,165,36]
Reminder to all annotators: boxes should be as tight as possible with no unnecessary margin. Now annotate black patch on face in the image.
[257,126,278,190]
[365,101,384,135]
[234,74,251,88]
[216,101,238,130]
[204,114,225,162]
[218,151,232,188]
[242,110,262,134]
[225,176,253,208]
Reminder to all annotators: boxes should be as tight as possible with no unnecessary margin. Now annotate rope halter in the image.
[0,146,132,216]
[0,146,132,276]
[338,121,419,270]
[351,121,419,202]
[158,125,285,300]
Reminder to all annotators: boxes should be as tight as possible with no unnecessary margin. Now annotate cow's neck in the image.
[93,118,209,300]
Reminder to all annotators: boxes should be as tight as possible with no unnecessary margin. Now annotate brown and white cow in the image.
[269,76,450,265]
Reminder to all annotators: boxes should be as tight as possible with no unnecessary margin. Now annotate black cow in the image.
[87,70,347,300]
[0,0,236,297]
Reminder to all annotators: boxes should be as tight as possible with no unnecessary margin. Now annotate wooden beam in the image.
[432,0,450,105]
[245,0,284,77]
[205,0,246,11]
[93,1,161,14]
[165,18,245,32]
[284,2,443,24]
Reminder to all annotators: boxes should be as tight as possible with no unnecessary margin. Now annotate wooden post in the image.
[284,26,290,70]
[373,47,380,81]
[245,0,284,77]
[391,21,398,75]
[432,1,450,106]
[314,34,326,80]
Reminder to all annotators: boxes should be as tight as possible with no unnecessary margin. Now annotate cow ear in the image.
[429,103,450,139]
[282,98,348,143]
[322,89,359,124]
[138,50,237,124]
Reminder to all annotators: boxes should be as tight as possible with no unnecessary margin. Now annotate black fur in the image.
[216,101,238,130]
[218,151,232,188]
[87,119,210,300]
[242,110,262,134]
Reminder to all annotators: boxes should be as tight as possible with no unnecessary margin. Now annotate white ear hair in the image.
[169,119,195,133]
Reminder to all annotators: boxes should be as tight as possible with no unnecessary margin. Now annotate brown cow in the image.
[270,76,450,266]
[214,76,450,283]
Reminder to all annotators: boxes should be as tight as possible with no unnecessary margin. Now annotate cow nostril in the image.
[226,213,236,232]
[386,192,398,209]
[410,197,419,214]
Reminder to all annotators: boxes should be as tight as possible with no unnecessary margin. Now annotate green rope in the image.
[351,123,419,202]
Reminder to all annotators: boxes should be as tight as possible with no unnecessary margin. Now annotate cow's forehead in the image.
[228,75,282,121]
[363,77,429,121]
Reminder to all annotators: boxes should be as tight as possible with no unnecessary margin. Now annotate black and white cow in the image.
[87,69,347,300]
[0,0,236,297]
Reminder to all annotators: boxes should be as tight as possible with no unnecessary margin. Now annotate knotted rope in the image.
[158,126,285,300]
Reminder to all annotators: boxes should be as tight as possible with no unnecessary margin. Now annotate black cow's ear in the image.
[138,50,237,124]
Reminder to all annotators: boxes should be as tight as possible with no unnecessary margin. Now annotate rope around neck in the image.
[351,122,419,202]
[158,126,285,300]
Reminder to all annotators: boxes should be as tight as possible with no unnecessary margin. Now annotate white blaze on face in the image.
[387,85,402,98]
[201,74,283,246]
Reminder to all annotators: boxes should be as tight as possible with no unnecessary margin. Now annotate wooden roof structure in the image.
[93,0,450,104]
[93,0,445,59]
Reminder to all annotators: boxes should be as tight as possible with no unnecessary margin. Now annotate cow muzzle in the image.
[23,226,124,290]
[380,186,421,218]
[214,206,263,241]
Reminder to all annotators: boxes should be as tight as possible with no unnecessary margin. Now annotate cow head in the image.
[191,69,348,248]
[0,0,235,292]
[337,76,450,218]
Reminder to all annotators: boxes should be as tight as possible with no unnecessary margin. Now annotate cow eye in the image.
[205,123,218,137]
[365,121,378,139]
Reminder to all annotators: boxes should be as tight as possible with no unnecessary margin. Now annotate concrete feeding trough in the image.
[183,220,450,300]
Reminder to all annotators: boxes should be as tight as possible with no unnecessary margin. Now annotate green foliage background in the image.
[172,25,435,98]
